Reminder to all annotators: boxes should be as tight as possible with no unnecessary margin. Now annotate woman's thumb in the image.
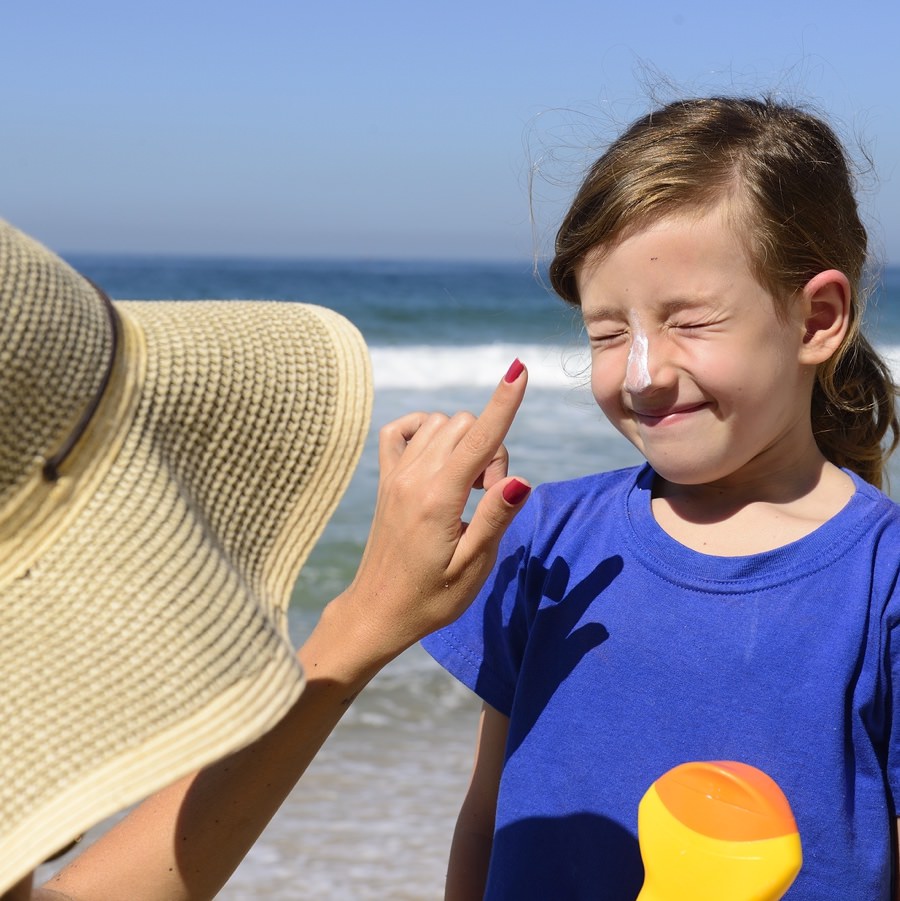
[463,477,531,562]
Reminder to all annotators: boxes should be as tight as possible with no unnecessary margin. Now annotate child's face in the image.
[576,204,815,488]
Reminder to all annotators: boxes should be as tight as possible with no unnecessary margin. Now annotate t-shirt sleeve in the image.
[880,523,900,806]
[886,604,900,805]
[421,493,538,717]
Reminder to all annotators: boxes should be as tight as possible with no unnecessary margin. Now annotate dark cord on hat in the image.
[42,283,120,483]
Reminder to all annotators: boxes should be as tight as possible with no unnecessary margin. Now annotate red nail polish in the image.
[504,358,524,383]
[502,479,531,505]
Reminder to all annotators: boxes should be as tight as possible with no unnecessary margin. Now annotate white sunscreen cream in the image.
[625,328,651,392]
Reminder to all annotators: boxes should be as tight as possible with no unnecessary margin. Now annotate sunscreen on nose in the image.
[636,761,802,901]
[626,330,651,392]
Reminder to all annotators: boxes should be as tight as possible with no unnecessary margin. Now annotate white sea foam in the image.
[371,342,900,391]
[369,342,589,390]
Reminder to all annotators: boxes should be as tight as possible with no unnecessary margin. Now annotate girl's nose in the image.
[624,330,677,394]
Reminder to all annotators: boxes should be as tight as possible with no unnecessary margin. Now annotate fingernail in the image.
[502,479,531,505]
[504,358,524,383]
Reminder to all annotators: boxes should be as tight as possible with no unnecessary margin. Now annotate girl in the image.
[423,97,900,899]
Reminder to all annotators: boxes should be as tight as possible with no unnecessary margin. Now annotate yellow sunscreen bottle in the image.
[637,761,802,901]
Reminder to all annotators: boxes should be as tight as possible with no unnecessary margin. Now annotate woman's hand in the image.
[328,359,530,669]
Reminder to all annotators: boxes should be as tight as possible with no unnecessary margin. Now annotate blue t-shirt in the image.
[422,464,900,899]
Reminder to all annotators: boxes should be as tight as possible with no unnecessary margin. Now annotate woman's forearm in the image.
[40,590,409,901]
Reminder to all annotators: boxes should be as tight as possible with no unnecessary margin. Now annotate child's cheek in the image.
[591,356,624,415]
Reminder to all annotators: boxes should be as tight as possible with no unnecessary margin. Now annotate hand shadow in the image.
[484,553,624,758]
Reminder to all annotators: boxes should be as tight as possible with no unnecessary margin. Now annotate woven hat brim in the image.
[0,298,372,890]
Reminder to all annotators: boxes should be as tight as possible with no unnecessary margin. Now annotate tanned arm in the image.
[444,703,510,901]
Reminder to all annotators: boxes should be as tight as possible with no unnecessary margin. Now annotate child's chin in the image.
[645,456,732,488]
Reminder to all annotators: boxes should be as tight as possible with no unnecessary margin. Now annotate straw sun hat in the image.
[0,219,373,891]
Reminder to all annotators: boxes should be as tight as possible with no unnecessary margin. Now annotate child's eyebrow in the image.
[581,306,625,324]
[582,299,714,323]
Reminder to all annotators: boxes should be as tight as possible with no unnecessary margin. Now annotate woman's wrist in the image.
[298,588,411,690]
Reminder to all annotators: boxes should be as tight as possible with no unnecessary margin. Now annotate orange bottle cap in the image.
[653,760,798,842]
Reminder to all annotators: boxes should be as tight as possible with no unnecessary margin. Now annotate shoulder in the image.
[835,477,900,623]
[845,476,900,547]
[528,465,643,515]
[498,465,645,561]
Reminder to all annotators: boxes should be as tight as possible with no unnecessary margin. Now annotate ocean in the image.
[37,257,900,898]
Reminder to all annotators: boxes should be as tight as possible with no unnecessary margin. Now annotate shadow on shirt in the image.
[489,810,644,898]
[482,553,624,757]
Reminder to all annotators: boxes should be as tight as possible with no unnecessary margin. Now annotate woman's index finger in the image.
[445,362,527,487]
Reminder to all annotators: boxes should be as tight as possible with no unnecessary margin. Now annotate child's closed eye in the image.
[670,318,722,334]
[588,330,628,347]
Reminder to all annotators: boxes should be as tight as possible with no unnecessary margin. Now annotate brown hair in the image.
[549,96,899,489]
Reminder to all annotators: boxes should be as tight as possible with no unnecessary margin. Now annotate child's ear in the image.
[798,270,851,365]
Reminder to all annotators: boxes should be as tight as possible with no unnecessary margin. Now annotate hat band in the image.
[0,306,146,585]
[42,282,120,483]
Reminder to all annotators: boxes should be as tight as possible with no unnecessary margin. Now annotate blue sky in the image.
[2,0,898,262]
